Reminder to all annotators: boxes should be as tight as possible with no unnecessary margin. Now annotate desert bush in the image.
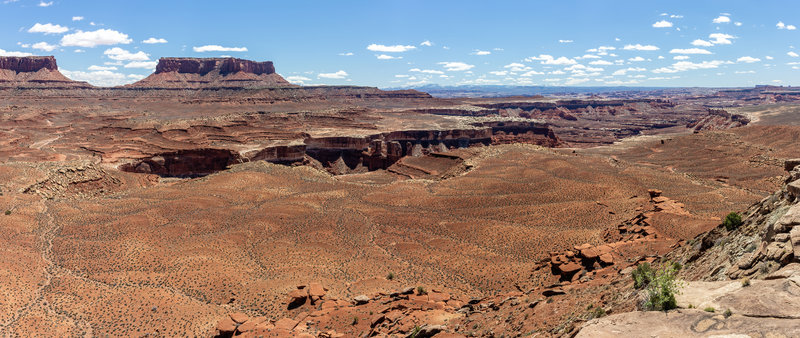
[723,309,732,318]
[416,286,427,295]
[704,307,715,312]
[386,272,394,280]
[741,277,750,287]
[632,262,654,289]
[4,210,10,216]
[643,263,681,311]
[723,212,743,231]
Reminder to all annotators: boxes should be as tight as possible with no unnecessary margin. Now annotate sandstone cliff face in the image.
[0,56,91,87]
[131,57,291,89]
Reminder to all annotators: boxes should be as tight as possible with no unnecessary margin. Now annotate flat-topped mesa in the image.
[130,57,293,89]
[0,56,91,88]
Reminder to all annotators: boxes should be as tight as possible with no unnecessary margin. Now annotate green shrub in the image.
[351,316,359,325]
[704,307,715,312]
[416,286,427,295]
[741,277,750,287]
[632,262,654,289]
[643,263,681,311]
[723,212,743,231]
[723,309,732,318]
[591,307,606,318]
[386,272,394,280]
[4,210,10,216]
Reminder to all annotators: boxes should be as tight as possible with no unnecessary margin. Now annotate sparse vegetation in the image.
[641,262,681,311]
[723,309,732,318]
[4,210,10,215]
[704,307,715,312]
[632,262,654,289]
[386,272,394,280]
[351,316,359,325]
[741,277,750,287]
[688,304,694,309]
[410,326,422,338]
[723,212,743,231]
[416,286,427,295]
[591,307,606,319]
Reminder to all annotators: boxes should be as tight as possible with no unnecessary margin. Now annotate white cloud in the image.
[438,61,474,71]
[526,54,577,65]
[736,56,760,63]
[708,33,735,45]
[766,56,774,60]
[670,48,712,55]
[31,41,57,51]
[503,63,531,71]
[104,47,149,61]
[88,65,116,71]
[192,45,247,52]
[673,55,690,60]
[564,78,590,85]
[38,1,52,7]
[285,75,311,85]
[652,20,673,28]
[28,23,69,34]
[472,50,491,55]
[410,68,444,74]
[788,51,799,58]
[712,15,731,24]
[628,56,646,62]
[623,44,659,51]
[420,40,432,46]
[735,70,756,74]
[317,70,348,79]
[72,16,83,21]
[612,67,647,76]
[366,44,416,52]
[777,21,797,30]
[338,52,353,56]
[61,29,132,47]
[0,48,33,57]
[124,61,157,69]
[589,60,613,65]
[652,60,726,73]
[520,70,543,76]
[489,71,508,76]
[142,37,167,44]
[691,39,713,47]
[579,54,601,59]
[61,69,135,86]
[376,54,401,60]
[558,39,573,43]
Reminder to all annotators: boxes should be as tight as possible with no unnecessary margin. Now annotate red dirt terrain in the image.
[0,56,798,336]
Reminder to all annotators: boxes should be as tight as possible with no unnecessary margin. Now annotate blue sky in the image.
[1,0,799,87]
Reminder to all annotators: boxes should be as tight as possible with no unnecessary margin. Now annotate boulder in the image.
[353,295,371,305]
[648,189,662,198]
[216,317,237,333]
[788,180,800,197]
[229,312,249,324]
[784,159,800,172]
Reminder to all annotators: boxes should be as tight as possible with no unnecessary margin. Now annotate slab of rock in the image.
[229,312,249,324]
[216,317,237,333]
[785,159,800,172]
[353,295,371,305]
[677,277,800,319]
[576,309,800,337]
[788,180,800,197]
[274,318,299,331]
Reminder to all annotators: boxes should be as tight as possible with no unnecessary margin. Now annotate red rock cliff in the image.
[0,56,59,72]
[131,57,291,88]
[154,58,276,76]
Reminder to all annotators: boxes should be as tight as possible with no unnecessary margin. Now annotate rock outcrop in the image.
[129,57,293,88]
[0,56,91,88]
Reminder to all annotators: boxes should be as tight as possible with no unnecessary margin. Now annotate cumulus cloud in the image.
[420,40,432,46]
[712,15,731,24]
[410,68,444,74]
[472,50,491,55]
[558,39,573,43]
[142,37,167,44]
[366,44,415,52]
[628,56,646,62]
[788,51,799,57]
[673,55,690,60]
[317,70,348,79]
[691,39,713,47]
[31,41,57,51]
[285,75,311,85]
[623,44,659,51]
[736,56,761,63]
[37,1,52,7]
[526,54,577,65]
[612,67,647,76]
[520,70,543,76]
[0,48,33,57]
[652,20,673,28]
[589,60,613,65]
[652,60,726,73]
[104,47,148,61]
[338,52,353,56]
[669,48,712,55]
[88,65,116,71]
[708,33,735,45]
[28,23,68,34]
[193,45,247,52]
[72,16,83,21]
[61,29,132,47]
[489,70,508,76]
[503,63,531,71]
[777,21,797,30]
[61,69,137,86]
[376,54,401,59]
[438,61,474,71]
[124,61,158,69]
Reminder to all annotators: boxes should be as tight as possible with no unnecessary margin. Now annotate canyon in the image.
[0,56,798,337]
